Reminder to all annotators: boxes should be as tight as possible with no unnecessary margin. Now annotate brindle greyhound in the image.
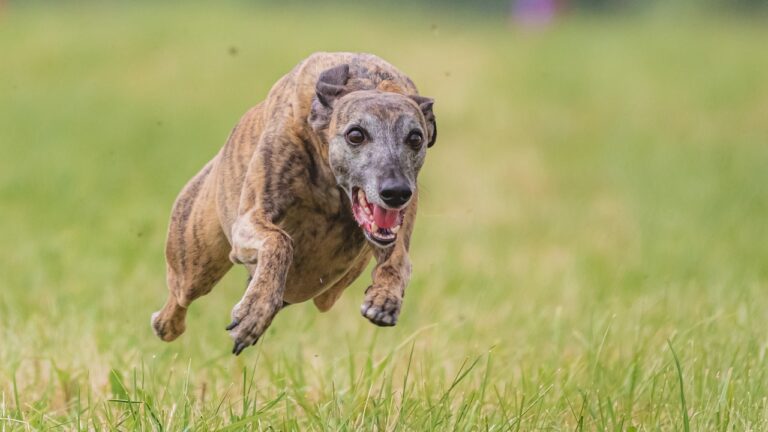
[150,52,437,355]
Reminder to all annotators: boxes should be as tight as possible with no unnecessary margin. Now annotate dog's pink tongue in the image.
[373,205,399,229]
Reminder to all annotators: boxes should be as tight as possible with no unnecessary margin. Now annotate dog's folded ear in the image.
[316,64,350,107]
[410,95,437,148]
[309,64,351,132]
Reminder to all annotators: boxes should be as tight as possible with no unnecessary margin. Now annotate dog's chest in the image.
[279,189,369,301]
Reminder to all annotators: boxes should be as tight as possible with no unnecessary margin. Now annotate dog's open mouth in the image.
[351,187,405,246]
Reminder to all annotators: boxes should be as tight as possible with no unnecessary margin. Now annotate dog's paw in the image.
[229,246,258,265]
[361,288,402,327]
[225,300,276,355]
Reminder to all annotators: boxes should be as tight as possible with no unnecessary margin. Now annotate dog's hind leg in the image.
[151,161,233,342]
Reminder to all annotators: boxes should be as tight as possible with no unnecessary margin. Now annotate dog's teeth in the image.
[363,206,372,216]
[391,225,400,234]
[358,190,367,206]
[370,222,378,232]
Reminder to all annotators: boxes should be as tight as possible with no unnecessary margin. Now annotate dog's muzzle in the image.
[351,187,407,247]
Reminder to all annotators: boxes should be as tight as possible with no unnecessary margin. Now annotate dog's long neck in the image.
[303,126,331,171]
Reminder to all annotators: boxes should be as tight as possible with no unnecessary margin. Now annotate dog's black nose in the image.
[379,179,412,208]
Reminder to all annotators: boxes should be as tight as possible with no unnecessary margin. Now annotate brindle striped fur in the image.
[151,52,436,355]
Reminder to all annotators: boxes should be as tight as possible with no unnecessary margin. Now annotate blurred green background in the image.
[1,1,767,430]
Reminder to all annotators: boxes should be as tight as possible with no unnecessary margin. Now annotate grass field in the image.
[1,2,768,430]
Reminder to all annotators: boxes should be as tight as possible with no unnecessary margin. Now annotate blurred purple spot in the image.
[512,0,558,27]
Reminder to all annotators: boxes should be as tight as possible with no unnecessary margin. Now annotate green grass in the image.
[1,2,768,430]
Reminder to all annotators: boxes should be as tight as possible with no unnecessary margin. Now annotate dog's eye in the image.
[406,131,423,149]
[345,128,365,145]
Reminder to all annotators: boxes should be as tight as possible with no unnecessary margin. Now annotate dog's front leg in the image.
[227,210,293,355]
[361,194,418,327]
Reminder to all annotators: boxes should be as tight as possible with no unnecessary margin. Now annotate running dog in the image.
[151,52,437,355]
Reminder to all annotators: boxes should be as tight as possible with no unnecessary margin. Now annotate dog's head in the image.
[309,64,437,248]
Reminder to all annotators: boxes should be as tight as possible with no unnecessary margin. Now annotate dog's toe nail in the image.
[226,319,240,331]
[233,341,246,355]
